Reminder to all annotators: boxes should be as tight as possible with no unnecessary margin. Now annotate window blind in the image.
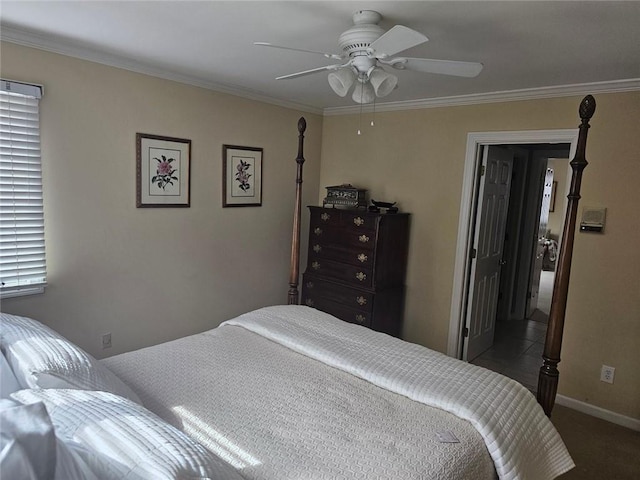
[0,80,46,297]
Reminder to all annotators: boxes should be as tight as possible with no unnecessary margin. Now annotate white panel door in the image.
[465,146,514,361]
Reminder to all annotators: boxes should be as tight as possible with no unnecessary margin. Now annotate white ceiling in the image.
[2,1,639,114]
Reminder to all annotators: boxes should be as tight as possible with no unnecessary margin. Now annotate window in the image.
[0,80,46,298]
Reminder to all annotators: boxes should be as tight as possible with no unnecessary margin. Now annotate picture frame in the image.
[549,181,558,212]
[222,145,263,207]
[136,133,191,208]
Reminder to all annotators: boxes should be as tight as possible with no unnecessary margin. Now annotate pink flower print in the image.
[151,155,178,190]
[157,160,173,176]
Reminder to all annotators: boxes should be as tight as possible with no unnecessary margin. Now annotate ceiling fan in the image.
[255,10,483,104]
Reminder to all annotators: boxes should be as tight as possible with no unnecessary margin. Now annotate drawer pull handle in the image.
[355,272,367,281]
[312,261,321,270]
[320,212,330,221]
[314,227,323,236]
[355,314,366,324]
[357,253,368,263]
[358,234,369,243]
[353,217,365,227]
[356,296,367,306]
[306,281,314,289]
[305,298,314,307]
[313,244,322,253]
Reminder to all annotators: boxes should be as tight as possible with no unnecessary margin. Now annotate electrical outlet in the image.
[600,364,615,384]
[102,333,112,349]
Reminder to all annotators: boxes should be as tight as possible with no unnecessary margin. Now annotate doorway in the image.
[469,146,570,391]
[447,129,579,363]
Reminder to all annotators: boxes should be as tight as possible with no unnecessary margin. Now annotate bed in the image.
[0,97,595,479]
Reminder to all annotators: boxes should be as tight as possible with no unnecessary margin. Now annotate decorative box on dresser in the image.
[301,206,410,337]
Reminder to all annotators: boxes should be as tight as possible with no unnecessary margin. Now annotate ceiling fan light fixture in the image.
[328,68,356,97]
[261,9,484,105]
[368,67,398,98]
[352,80,375,104]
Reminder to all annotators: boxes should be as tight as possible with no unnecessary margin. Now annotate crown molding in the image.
[323,78,640,116]
[0,25,323,116]
[3,25,638,118]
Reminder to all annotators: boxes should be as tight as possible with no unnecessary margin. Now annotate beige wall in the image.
[0,42,322,357]
[320,93,640,419]
[2,41,638,420]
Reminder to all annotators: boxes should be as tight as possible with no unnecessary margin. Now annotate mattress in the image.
[104,305,573,480]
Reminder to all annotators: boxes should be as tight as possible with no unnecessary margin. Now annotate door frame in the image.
[447,129,579,359]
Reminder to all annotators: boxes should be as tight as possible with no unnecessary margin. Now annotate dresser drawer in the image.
[311,209,341,226]
[302,275,373,312]
[342,212,376,230]
[301,295,371,328]
[307,257,373,287]
[308,242,373,268]
[309,224,376,250]
[310,208,376,229]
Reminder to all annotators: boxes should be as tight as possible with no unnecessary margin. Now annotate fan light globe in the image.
[369,68,398,98]
[328,69,355,97]
[352,81,375,104]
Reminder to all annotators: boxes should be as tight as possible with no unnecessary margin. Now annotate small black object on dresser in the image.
[302,206,410,337]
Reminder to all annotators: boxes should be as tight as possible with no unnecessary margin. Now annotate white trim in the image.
[324,79,640,116]
[447,129,579,359]
[2,25,639,117]
[0,285,45,299]
[0,78,43,98]
[556,394,640,432]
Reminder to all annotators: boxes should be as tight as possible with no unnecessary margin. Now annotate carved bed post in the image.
[288,117,307,305]
[537,95,596,416]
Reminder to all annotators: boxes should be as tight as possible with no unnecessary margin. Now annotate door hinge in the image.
[480,165,486,176]
[470,248,477,259]
[463,327,469,338]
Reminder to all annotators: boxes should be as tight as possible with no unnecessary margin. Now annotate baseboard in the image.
[556,394,640,431]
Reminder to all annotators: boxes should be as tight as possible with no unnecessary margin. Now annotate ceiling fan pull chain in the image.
[357,89,364,135]
[371,96,376,127]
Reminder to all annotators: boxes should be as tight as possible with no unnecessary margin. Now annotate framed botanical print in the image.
[222,145,263,207]
[137,133,191,207]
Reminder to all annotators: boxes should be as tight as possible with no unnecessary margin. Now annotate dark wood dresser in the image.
[301,206,410,337]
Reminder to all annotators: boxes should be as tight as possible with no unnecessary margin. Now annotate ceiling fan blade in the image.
[391,57,484,77]
[254,42,343,60]
[276,64,345,80]
[369,25,428,58]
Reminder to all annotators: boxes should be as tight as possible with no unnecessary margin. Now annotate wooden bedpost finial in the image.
[295,117,307,168]
[298,117,307,134]
[579,95,596,122]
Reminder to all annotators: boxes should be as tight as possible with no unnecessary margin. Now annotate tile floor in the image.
[471,317,547,393]
[470,270,555,393]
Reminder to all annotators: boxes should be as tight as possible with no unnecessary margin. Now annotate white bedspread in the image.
[223,306,574,480]
[104,309,498,479]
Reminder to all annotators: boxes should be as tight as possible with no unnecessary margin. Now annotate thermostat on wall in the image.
[580,207,606,233]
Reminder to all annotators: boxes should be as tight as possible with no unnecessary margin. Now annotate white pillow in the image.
[0,313,141,404]
[0,399,56,480]
[0,398,101,480]
[0,352,21,398]
[12,389,244,480]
